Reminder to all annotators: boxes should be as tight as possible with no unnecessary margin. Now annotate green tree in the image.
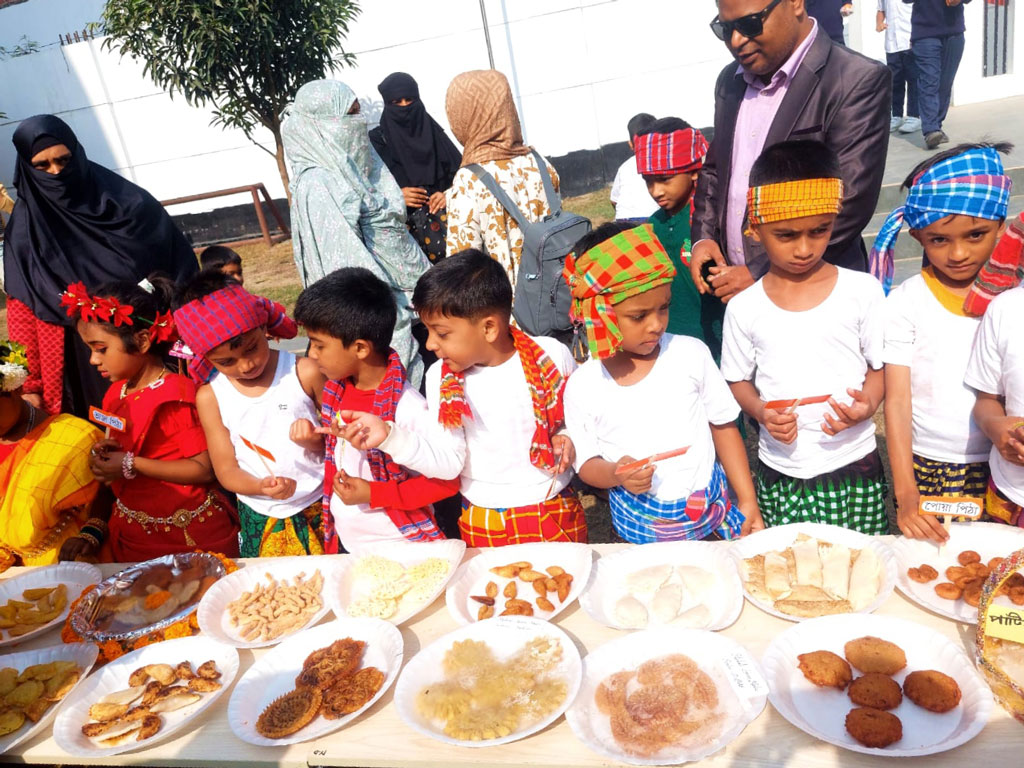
[102,0,361,201]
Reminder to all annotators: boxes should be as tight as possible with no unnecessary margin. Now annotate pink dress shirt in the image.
[723,20,819,266]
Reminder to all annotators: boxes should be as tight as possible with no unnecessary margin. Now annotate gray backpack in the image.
[467,149,591,337]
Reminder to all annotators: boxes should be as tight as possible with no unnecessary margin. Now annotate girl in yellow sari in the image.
[0,341,102,569]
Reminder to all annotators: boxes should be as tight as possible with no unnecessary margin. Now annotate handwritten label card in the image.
[918,496,984,520]
[986,605,1024,644]
[88,406,126,433]
[721,651,768,700]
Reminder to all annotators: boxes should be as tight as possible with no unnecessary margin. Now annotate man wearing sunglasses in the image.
[691,0,891,304]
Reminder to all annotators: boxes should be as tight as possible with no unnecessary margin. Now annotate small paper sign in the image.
[918,496,984,520]
[985,605,1024,643]
[763,394,832,411]
[88,406,126,433]
[615,446,691,475]
[240,435,276,463]
[721,651,767,700]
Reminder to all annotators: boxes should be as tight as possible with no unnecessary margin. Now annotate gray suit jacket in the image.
[692,31,892,279]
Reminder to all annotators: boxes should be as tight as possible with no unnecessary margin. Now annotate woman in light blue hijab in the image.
[282,79,428,384]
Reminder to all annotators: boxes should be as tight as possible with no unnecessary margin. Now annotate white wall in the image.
[0,0,1021,216]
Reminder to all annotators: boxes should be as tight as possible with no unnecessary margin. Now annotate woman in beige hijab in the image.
[444,69,560,288]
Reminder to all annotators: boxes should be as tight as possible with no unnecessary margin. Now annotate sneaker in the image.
[890,115,904,132]
[925,130,945,149]
[899,116,921,134]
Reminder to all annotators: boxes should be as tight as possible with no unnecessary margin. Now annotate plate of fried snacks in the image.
[976,546,1024,725]
[565,629,766,765]
[762,613,991,756]
[53,635,237,757]
[0,642,97,755]
[0,562,100,647]
[579,542,742,631]
[70,553,225,642]
[891,522,1024,623]
[197,557,331,648]
[394,615,582,747]
[228,617,402,746]
[445,542,592,625]
[327,539,465,625]
[731,523,897,621]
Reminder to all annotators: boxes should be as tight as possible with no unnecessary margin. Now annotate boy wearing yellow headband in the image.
[562,223,762,543]
[721,141,888,534]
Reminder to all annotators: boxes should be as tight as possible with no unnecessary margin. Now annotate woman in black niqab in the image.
[369,73,462,261]
[3,114,198,417]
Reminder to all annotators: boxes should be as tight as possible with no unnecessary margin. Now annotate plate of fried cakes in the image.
[565,628,766,765]
[0,642,97,755]
[228,617,402,746]
[891,522,1024,623]
[394,615,582,747]
[761,613,991,756]
[53,635,237,757]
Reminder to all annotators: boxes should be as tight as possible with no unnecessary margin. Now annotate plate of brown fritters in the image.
[53,635,237,757]
[891,522,1024,623]
[228,617,402,746]
[761,614,991,756]
[0,642,97,755]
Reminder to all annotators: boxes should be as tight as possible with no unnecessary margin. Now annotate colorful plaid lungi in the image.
[608,461,743,544]
[237,499,326,558]
[986,480,1024,528]
[756,450,888,534]
[458,488,588,547]
[913,455,989,500]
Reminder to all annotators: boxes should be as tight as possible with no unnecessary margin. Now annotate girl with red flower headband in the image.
[62,275,239,562]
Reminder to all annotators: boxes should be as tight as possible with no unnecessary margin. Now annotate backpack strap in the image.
[465,162,530,231]
[529,148,562,217]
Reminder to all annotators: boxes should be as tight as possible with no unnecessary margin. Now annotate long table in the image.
[0,543,1022,767]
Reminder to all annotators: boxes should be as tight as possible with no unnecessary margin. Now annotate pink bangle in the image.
[122,451,137,480]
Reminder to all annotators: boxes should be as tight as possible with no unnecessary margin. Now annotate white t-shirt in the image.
[565,334,739,501]
[209,350,323,517]
[609,156,658,221]
[883,273,988,463]
[879,0,912,53]
[720,267,885,478]
[964,286,1024,506]
[332,383,455,551]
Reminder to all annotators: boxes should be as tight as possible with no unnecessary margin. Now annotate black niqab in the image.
[3,114,199,326]
[369,73,462,194]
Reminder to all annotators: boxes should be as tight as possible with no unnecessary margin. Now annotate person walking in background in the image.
[370,72,463,263]
[443,69,561,289]
[609,113,659,223]
[878,0,922,134]
[807,0,853,43]
[906,0,972,149]
[3,115,198,418]
[282,79,429,385]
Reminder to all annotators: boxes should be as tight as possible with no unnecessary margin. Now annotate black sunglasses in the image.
[710,0,783,41]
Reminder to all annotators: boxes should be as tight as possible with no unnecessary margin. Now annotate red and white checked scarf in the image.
[634,128,708,176]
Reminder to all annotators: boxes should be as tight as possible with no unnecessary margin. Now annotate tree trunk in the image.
[272,125,291,206]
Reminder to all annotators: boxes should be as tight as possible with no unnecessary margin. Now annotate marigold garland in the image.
[61,551,238,665]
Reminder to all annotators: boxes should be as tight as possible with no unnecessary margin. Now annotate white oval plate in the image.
[445,541,593,625]
[0,642,98,755]
[891,522,1024,624]
[578,541,743,631]
[762,613,992,756]
[53,635,238,758]
[196,556,334,648]
[326,539,465,626]
[729,522,897,621]
[565,628,767,765]
[0,562,101,648]
[394,615,582,747]
[228,617,402,746]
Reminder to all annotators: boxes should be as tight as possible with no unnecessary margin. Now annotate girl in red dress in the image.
[63,276,239,562]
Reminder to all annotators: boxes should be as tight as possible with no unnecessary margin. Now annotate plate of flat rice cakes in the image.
[328,539,465,626]
[0,642,97,755]
[197,556,332,648]
[565,628,766,765]
[0,562,100,647]
[53,635,237,757]
[891,522,1024,623]
[394,615,581,747]
[761,613,991,756]
[731,523,897,621]
[228,617,402,746]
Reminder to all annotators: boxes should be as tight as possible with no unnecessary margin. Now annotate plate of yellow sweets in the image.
[0,562,100,647]
[394,615,582,747]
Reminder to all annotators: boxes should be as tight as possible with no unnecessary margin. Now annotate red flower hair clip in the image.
[148,311,176,344]
[60,282,91,319]
[60,283,134,326]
